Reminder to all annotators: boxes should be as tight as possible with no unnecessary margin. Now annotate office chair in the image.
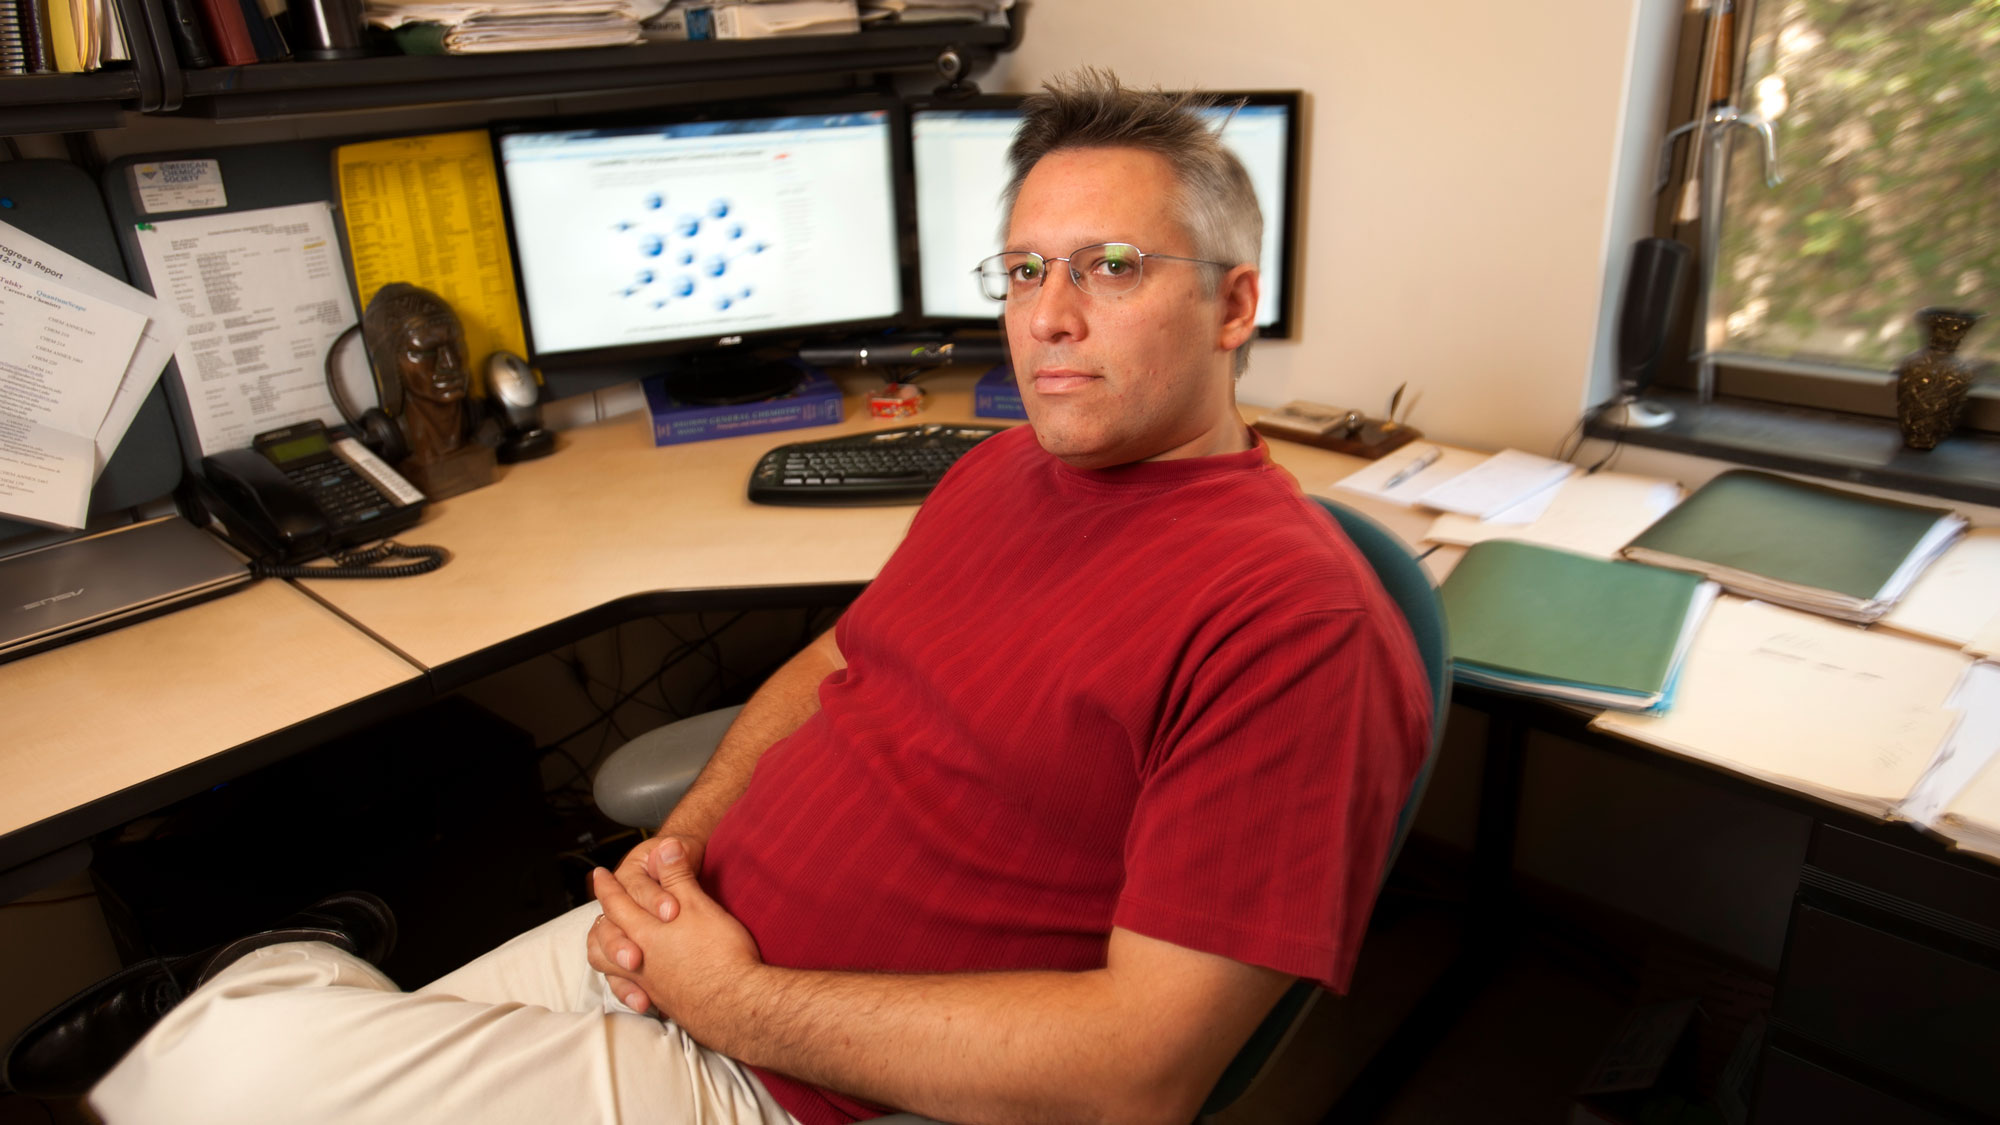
[593,496,1450,1124]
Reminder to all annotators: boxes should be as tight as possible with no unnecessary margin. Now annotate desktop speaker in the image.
[1610,236,1691,429]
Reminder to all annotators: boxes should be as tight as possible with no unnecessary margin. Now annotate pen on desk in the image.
[1383,446,1441,489]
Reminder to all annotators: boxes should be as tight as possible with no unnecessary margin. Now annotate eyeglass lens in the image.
[977,243,1149,301]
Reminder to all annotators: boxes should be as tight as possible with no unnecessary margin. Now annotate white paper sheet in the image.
[1413,448,1576,520]
[1332,445,1490,507]
[134,203,356,456]
[0,272,148,528]
[1879,528,2000,650]
[0,416,96,530]
[1898,661,2000,827]
[1592,598,1967,815]
[0,219,184,477]
[1426,472,1685,557]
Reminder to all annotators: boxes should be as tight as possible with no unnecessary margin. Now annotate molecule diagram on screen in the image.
[613,193,771,312]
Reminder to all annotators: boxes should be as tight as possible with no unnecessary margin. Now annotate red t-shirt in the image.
[702,426,1431,1124]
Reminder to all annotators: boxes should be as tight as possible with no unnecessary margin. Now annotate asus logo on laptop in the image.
[20,589,84,611]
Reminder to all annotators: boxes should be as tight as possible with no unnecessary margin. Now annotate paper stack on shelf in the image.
[1591,597,1970,818]
[858,0,1008,25]
[647,0,856,38]
[1621,469,1966,624]
[368,0,666,52]
[1425,471,1684,558]
[1440,539,1718,712]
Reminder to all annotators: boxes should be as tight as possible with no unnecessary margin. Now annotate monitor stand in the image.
[659,352,803,406]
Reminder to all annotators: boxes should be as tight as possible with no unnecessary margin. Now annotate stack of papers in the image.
[1592,598,1971,817]
[368,0,666,52]
[1878,528,2000,654]
[0,220,182,530]
[1334,445,1573,518]
[1621,469,1966,624]
[649,0,857,37]
[1425,471,1684,558]
[1410,449,1575,520]
[859,0,1008,24]
[1440,540,1718,712]
[1938,746,2000,862]
[1896,661,2000,859]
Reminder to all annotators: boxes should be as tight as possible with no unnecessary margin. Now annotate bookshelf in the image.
[2,9,1016,131]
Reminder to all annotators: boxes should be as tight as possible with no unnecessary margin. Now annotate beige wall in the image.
[991,0,1678,455]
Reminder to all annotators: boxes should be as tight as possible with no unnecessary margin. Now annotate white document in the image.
[135,203,356,457]
[0,272,149,528]
[1898,661,2000,827]
[1332,445,1489,507]
[1413,448,1576,520]
[1591,597,1968,816]
[1880,527,2000,651]
[0,416,97,530]
[0,219,184,477]
[1426,472,1685,557]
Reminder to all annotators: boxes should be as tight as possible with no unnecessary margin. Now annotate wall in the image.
[991,0,1678,455]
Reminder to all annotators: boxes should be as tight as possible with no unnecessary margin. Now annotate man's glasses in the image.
[975,243,1230,302]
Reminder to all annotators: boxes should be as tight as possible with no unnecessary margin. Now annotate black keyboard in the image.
[748,423,1010,505]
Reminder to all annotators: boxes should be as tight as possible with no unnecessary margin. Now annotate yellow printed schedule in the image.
[335,130,529,396]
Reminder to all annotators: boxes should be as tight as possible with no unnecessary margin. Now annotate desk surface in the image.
[299,376,1440,684]
[0,578,423,869]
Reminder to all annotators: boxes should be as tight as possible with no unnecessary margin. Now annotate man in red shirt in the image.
[577,70,1431,1124]
[58,69,1429,1125]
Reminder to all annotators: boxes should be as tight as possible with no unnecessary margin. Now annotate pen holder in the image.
[1252,402,1421,459]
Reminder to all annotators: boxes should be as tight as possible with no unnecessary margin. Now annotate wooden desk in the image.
[1,374,1428,877]
[0,579,425,873]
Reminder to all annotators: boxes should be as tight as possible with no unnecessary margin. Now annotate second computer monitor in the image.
[911,91,1301,336]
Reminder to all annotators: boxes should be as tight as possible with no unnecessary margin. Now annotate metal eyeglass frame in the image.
[974,243,1232,302]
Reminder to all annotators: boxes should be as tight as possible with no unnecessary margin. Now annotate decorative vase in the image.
[1894,307,1983,450]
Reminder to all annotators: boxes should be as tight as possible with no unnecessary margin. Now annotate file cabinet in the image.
[1755,823,2000,1123]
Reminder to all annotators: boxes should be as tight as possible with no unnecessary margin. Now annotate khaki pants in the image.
[91,903,800,1125]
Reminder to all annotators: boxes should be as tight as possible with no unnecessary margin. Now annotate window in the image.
[1661,0,1999,427]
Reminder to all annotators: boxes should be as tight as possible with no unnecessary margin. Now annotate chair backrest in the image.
[1198,496,1450,1118]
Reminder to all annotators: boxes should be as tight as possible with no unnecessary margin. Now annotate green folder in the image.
[1622,469,1952,601]
[1442,540,1709,699]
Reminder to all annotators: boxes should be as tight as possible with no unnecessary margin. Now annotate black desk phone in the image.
[202,420,426,565]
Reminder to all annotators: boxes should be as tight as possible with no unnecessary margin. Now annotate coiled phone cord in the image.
[251,540,450,580]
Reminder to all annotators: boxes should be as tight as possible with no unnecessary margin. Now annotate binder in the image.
[1621,469,1965,623]
[1439,539,1718,712]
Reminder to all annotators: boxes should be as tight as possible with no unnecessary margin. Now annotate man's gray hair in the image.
[1000,68,1262,374]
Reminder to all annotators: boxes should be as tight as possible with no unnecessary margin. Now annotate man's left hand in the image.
[586,840,763,1021]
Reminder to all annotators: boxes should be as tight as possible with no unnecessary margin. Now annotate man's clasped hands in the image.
[585,836,757,1022]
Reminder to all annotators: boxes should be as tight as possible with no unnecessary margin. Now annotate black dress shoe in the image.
[0,891,397,1100]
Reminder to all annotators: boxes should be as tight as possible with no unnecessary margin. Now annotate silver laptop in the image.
[0,516,252,664]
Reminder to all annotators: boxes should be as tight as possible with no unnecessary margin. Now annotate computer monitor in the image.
[494,99,908,401]
[909,91,1302,338]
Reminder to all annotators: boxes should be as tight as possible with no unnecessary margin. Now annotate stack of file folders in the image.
[1620,469,1965,624]
[1439,539,1719,713]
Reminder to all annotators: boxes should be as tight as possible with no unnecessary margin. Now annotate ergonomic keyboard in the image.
[747,423,1011,506]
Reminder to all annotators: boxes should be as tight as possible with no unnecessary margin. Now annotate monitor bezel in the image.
[904,89,1303,340]
[489,92,918,380]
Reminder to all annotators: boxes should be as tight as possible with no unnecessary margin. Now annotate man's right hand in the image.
[593,831,704,1002]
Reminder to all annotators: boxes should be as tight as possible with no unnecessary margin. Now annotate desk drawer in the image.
[1774,903,2000,1119]
[1752,1045,1965,1125]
